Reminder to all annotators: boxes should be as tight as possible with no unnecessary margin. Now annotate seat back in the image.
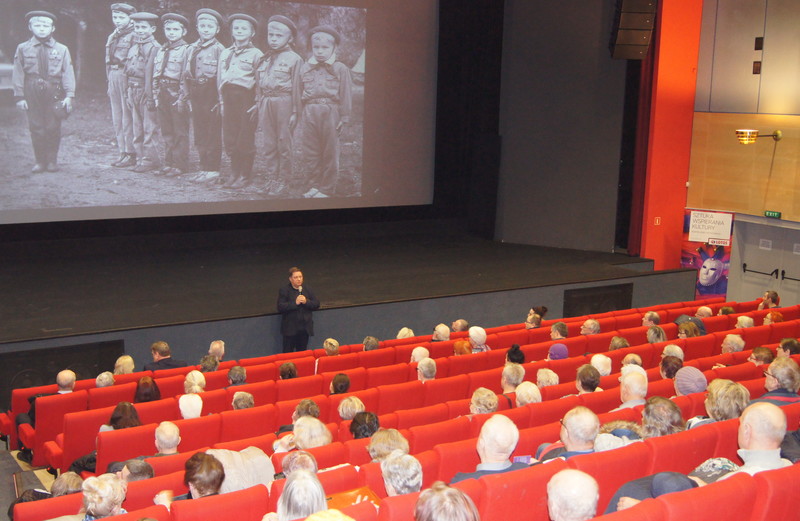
[376,381,425,415]
[422,374,470,406]
[25,390,88,466]
[220,405,278,441]
[87,382,137,409]
[478,459,569,521]
[123,471,188,511]
[134,397,180,425]
[409,416,471,453]
[171,484,269,521]
[13,491,83,521]
[657,472,755,521]
[276,374,324,401]
[96,424,158,475]
[173,415,222,451]
[58,405,115,472]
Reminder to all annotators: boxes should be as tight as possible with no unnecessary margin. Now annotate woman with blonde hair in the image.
[337,396,365,421]
[50,474,126,520]
[113,355,134,375]
[184,370,206,394]
[367,428,410,462]
[415,481,479,521]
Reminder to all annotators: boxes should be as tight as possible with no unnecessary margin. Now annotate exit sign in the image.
[765,210,782,219]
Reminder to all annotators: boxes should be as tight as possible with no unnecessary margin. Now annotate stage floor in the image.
[1,220,651,344]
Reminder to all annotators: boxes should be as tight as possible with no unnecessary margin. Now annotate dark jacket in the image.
[277,283,320,337]
[143,357,189,372]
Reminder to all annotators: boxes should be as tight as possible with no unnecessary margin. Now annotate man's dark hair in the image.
[331,373,351,394]
[780,338,800,356]
[295,399,320,419]
[577,364,601,392]
[350,412,380,439]
[660,356,683,379]
[280,362,298,380]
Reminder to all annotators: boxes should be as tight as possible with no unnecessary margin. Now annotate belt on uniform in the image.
[306,97,336,105]
[108,64,123,70]
[191,77,212,85]
[128,79,145,87]
[261,91,291,98]
[29,77,62,87]
[157,78,180,84]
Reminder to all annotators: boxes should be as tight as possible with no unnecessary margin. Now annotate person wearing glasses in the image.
[751,358,800,407]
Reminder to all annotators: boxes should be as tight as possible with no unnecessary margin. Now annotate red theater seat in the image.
[316,352,360,374]
[683,335,717,360]
[96,424,158,475]
[45,405,114,472]
[123,471,188,511]
[530,395,580,426]
[242,363,278,384]
[134,397,180,425]
[395,403,449,430]
[376,490,421,521]
[199,388,230,415]
[202,370,231,391]
[434,438,481,482]
[468,367,504,394]
[112,506,171,521]
[366,364,410,389]
[220,405,278,441]
[548,356,588,383]
[229,380,276,406]
[646,424,718,474]
[376,381,425,415]
[146,449,206,476]
[409,416,471,453]
[153,374,185,398]
[447,352,490,376]
[13,491,83,521]
[750,463,800,521]
[579,389,624,415]
[18,390,88,467]
[171,484,269,521]
[657,472,755,521]
[423,374,469,406]
[87,382,136,409]
[173,415,222,451]
[358,349,397,368]
[276,374,324,401]
[275,395,329,426]
[212,434,276,454]
[478,459,568,521]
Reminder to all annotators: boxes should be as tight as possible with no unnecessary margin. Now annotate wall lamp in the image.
[735,129,782,145]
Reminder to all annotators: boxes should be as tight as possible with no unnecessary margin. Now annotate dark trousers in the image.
[298,102,340,194]
[221,84,257,179]
[258,94,294,182]
[283,331,309,353]
[191,80,222,171]
[157,83,190,171]
[24,78,63,166]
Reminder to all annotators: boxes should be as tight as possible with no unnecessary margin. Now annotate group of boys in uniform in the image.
[12,5,354,198]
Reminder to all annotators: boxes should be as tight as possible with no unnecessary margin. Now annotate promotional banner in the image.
[681,209,735,299]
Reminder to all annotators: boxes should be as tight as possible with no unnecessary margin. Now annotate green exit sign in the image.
[765,210,782,219]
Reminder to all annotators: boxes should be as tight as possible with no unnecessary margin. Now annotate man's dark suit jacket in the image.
[277,283,320,337]
[143,357,189,372]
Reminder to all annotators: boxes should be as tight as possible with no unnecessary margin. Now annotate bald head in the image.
[695,306,713,318]
[560,406,600,450]
[739,402,787,450]
[547,469,599,521]
[477,415,519,463]
[56,370,76,391]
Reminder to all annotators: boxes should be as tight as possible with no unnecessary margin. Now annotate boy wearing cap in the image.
[13,11,76,173]
[217,14,263,188]
[153,13,191,176]
[124,12,161,173]
[106,3,137,168]
[256,15,302,195]
[295,26,352,198]
[185,9,225,182]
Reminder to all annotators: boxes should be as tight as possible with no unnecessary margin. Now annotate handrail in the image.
[781,270,800,282]
[742,263,778,278]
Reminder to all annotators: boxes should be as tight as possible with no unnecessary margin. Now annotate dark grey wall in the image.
[495,0,627,251]
[0,268,696,370]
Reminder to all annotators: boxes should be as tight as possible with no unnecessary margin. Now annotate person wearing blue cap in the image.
[106,3,137,168]
[153,13,192,176]
[13,11,76,173]
[124,12,162,173]
[185,9,225,182]
[218,14,263,188]
[295,25,353,198]
[255,15,302,195]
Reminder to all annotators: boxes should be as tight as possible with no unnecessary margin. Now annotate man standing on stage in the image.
[277,267,320,353]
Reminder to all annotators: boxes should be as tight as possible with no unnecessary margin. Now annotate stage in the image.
[1,219,669,345]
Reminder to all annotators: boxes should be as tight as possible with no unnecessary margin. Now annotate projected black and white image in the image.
[0,1,365,212]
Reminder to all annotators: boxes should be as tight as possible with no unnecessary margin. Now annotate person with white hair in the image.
[432,323,451,342]
[451,415,526,482]
[721,334,745,354]
[661,344,684,361]
[410,346,430,363]
[736,316,754,329]
[417,358,437,383]
[751,358,800,407]
[621,353,642,367]
[95,372,115,388]
[590,354,612,377]
[337,396,365,421]
[154,421,181,456]
[381,450,423,496]
[612,368,648,411]
[179,394,203,419]
[232,391,255,410]
[501,363,525,393]
[547,469,599,521]
[468,326,490,353]
[397,327,415,339]
[208,340,225,361]
[515,381,543,406]
[113,355,135,375]
[539,407,599,461]
[580,319,600,336]
[183,370,206,394]
[266,469,327,521]
[49,473,127,520]
[537,368,559,388]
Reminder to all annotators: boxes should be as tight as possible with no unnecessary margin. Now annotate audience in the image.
[417,358,437,382]
[608,336,630,350]
[515,381,543,406]
[350,411,380,439]
[752,358,800,406]
[506,344,525,364]
[580,319,600,336]
[469,387,498,415]
[368,428,410,462]
[686,379,749,429]
[227,365,247,386]
[337,397,365,421]
[397,327,415,339]
[208,339,225,361]
[537,368,559,388]
[410,346,430,363]
[143,341,188,371]
[232,391,255,410]
[199,354,219,373]
[415,481,479,521]
[113,355,135,375]
[547,469,599,521]
[134,376,161,403]
[673,366,708,397]
[590,354,612,377]
[363,336,380,351]
[381,450,422,496]
[451,415,524,482]
[451,319,469,332]
[330,373,351,395]
[183,370,206,394]
[279,362,298,380]
[432,323,451,342]
[468,326,490,353]
[95,372,114,388]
